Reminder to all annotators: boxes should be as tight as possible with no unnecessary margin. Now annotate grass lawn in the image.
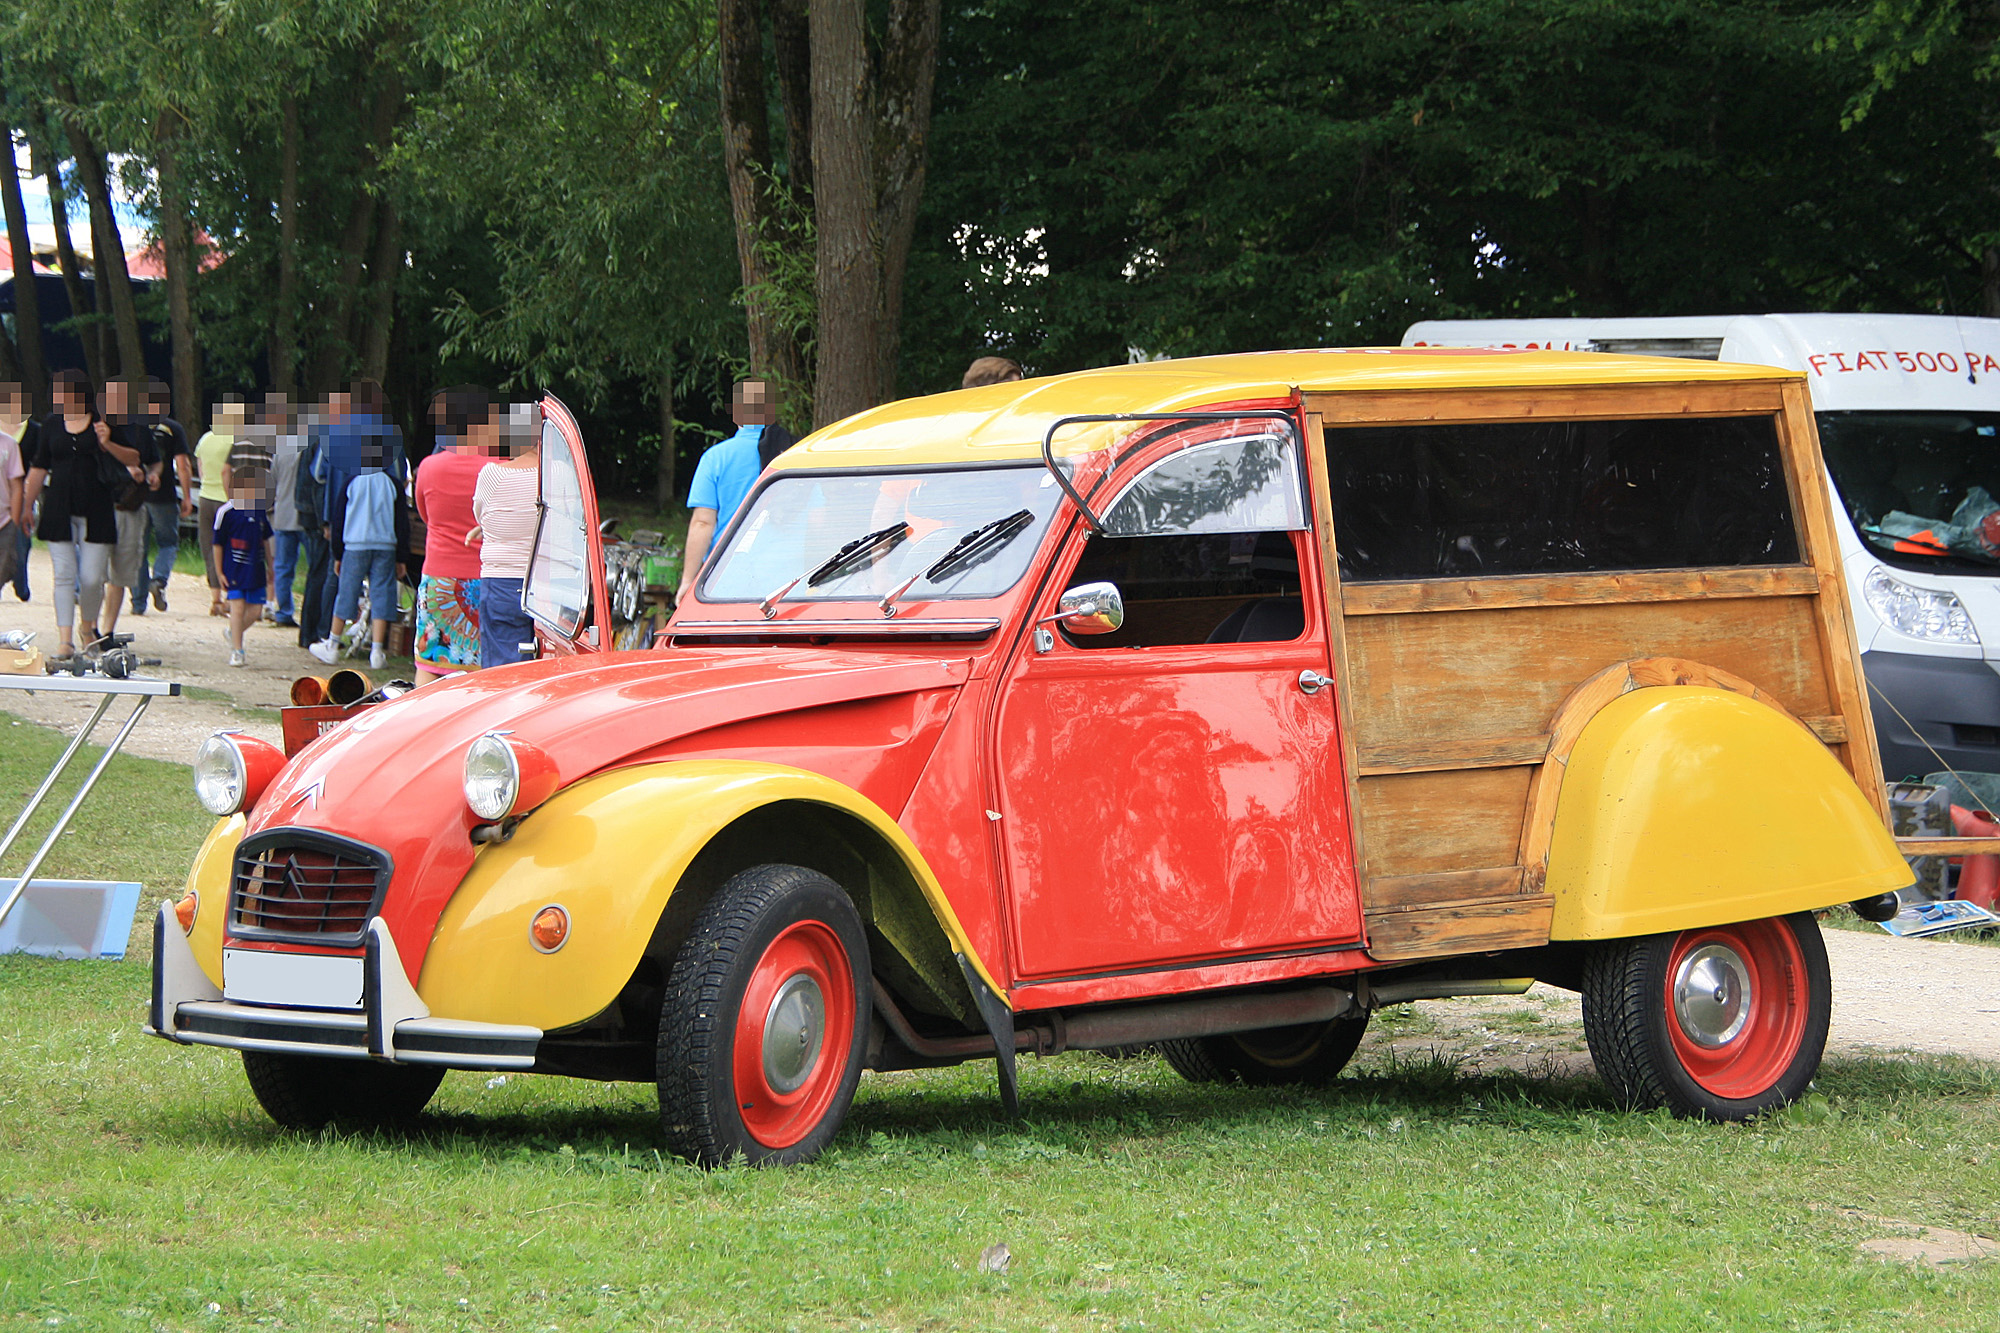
[3,721,1998,1331]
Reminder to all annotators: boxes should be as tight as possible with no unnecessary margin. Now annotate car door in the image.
[524,395,613,656]
[992,418,1364,981]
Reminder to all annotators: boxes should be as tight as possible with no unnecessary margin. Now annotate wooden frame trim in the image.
[1356,714,1846,778]
[1896,837,2000,857]
[1341,565,1820,617]
[1305,380,1788,425]
[1300,410,1370,914]
[1775,379,1891,822]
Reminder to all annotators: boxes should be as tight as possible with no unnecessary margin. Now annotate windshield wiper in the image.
[760,521,911,618]
[925,509,1035,582]
[877,509,1036,618]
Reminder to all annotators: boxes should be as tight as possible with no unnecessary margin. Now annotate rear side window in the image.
[1327,416,1799,581]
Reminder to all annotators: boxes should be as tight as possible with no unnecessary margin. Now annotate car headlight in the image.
[463,733,559,823]
[193,732,288,816]
[1864,567,1980,644]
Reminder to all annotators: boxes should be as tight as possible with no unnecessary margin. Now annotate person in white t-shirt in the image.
[467,410,540,669]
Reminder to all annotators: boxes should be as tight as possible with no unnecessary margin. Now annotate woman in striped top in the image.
[467,413,540,669]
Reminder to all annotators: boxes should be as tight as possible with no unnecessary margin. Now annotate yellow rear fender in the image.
[418,760,995,1033]
[1546,687,1910,939]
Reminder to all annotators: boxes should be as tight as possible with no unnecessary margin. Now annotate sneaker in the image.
[369,644,387,670]
[308,638,342,666]
[151,580,167,612]
[228,649,246,668]
[273,614,298,628]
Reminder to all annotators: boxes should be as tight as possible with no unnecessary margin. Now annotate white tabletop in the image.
[0,674,181,697]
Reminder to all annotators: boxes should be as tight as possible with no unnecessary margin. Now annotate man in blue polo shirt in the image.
[678,379,793,601]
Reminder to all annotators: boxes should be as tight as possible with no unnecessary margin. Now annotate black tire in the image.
[241,1051,444,1130]
[657,864,871,1166]
[1159,1011,1370,1087]
[1581,911,1830,1121]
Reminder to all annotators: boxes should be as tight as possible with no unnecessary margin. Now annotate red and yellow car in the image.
[150,351,1923,1163]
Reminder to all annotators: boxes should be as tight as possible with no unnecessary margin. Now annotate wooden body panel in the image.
[1314,378,1889,961]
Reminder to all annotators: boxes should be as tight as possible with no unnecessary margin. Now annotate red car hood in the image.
[239,647,973,966]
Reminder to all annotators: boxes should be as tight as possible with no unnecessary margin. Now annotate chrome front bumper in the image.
[144,907,541,1070]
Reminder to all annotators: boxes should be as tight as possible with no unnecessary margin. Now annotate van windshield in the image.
[702,464,1065,604]
[1819,412,2000,574]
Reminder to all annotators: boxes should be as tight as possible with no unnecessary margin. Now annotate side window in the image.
[1065,427,1311,649]
[1327,415,1799,581]
[524,417,589,636]
[1066,531,1307,648]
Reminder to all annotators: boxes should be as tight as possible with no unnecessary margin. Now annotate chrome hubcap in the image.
[1673,943,1752,1048]
[761,972,826,1094]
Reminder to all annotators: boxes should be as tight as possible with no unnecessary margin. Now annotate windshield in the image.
[702,465,1065,604]
[1819,411,2000,574]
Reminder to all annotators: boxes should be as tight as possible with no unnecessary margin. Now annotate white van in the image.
[1402,314,2000,783]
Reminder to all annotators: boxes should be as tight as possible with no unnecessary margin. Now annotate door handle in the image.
[1297,669,1332,695]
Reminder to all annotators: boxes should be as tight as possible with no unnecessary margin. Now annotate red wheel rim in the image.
[1664,919,1808,1101]
[732,920,856,1149]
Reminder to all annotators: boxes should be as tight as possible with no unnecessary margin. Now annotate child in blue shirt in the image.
[312,441,407,670]
[211,470,276,668]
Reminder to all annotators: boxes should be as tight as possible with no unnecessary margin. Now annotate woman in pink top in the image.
[411,388,494,683]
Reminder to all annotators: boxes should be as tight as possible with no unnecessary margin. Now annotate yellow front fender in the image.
[1547,687,1909,939]
[183,815,245,988]
[416,760,995,1031]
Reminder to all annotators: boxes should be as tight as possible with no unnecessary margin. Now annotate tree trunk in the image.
[772,0,813,209]
[655,356,677,510]
[35,126,100,387]
[310,69,402,393]
[718,0,806,411]
[1984,246,2000,321]
[156,122,202,433]
[56,88,147,382]
[1,123,47,411]
[271,96,301,398]
[358,198,401,384]
[809,0,940,426]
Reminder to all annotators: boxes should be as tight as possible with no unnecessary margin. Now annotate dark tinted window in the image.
[1327,416,1799,581]
[1065,531,1304,648]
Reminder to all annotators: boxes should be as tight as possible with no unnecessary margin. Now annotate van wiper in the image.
[760,522,910,618]
[877,509,1036,618]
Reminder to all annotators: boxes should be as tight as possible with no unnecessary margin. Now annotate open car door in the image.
[524,395,613,656]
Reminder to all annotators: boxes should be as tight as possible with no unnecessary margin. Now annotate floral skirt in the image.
[415,575,482,671]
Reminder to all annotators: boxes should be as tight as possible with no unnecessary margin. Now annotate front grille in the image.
[230,830,392,946]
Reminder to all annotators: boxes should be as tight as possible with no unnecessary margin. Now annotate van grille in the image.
[229,831,391,946]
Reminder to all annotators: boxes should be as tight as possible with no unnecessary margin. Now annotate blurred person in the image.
[295,394,335,649]
[677,378,794,601]
[0,384,21,595]
[411,386,493,683]
[211,466,275,668]
[96,376,161,639]
[961,356,1023,389]
[267,396,306,628]
[468,408,538,669]
[22,369,118,659]
[318,380,406,529]
[194,396,245,616]
[311,438,407,671]
[0,383,31,600]
[135,379,192,613]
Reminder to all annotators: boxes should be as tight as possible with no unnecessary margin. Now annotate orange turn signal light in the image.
[174,891,199,935]
[530,905,569,954]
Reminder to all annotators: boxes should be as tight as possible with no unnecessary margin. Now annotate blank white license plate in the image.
[223,948,365,1010]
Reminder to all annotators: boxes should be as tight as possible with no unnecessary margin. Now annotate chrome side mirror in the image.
[1039,581,1124,635]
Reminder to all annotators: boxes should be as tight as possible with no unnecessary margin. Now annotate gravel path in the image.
[0,544,395,762]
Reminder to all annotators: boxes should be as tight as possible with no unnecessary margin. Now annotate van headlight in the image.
[193,732,288,816]
[1864,568,1980,644]
[463,733,559,823]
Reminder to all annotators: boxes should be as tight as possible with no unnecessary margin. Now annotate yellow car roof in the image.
[776,347,1798,470]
